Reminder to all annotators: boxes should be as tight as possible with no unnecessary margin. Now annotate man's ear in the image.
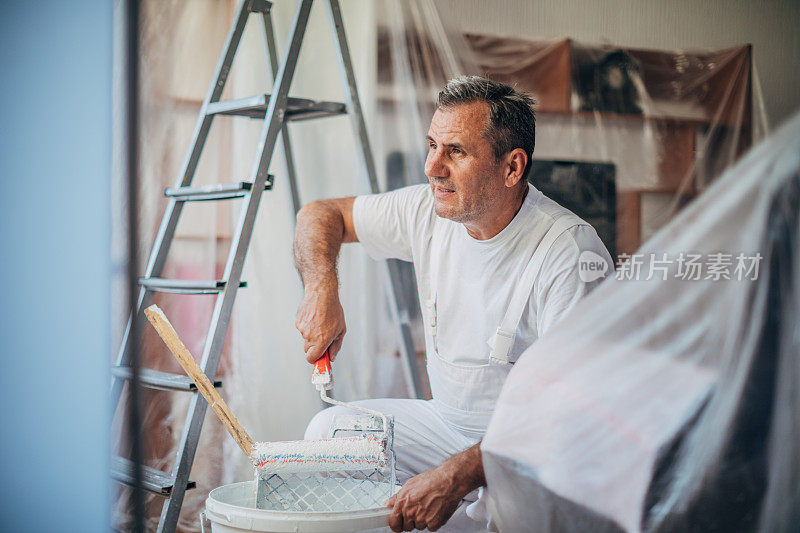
[504,148,528,188]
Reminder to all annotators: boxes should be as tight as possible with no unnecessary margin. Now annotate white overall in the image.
[423,214,583,437]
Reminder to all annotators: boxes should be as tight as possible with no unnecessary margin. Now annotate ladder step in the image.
[165,179,274,201]
[111,456,196,497]
[111,366,222,392]
[206,94,346,121]
[138,278,247,294]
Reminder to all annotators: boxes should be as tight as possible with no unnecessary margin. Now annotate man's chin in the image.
[434,202,462,222]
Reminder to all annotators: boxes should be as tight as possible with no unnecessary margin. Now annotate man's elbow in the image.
[296,199,356,243]
[296,199,324,226]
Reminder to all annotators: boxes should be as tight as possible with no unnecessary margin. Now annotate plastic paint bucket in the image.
[203,481,394,532]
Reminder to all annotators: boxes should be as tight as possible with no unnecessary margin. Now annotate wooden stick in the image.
[144,304,255,457]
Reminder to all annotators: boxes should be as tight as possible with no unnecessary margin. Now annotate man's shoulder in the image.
[353,182,436,240]
[356,183,431,211]
[352,183,435,261]
[392,183,432,203]
[526,190,610,259]
[511,189,587,240]
[532,191,585,225]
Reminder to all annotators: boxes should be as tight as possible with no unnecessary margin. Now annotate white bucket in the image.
[203,481,394,532]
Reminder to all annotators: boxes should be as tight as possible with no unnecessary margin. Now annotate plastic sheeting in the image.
[482,112,800,532]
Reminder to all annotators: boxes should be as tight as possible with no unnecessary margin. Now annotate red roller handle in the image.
[311,349,333,390]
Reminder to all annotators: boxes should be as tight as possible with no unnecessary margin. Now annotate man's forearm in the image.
[293,199,355,362]
[294,200,346,290]
[442,442,485,497]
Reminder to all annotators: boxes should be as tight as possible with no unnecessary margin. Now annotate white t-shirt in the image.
[353,183,612,366]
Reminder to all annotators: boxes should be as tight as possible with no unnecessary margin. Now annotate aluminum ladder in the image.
[110,1,424,531]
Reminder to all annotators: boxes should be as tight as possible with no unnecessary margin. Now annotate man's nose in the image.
[425,149,448,178]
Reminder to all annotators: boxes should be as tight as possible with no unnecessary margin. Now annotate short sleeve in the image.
[352,184,432,262]
[534,224,613,336]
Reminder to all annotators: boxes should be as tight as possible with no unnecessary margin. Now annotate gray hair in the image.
[437,76,536,176]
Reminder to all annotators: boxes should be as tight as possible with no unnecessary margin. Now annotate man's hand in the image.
[295,282,346,363]
[385,465,461,532]
[385,443,485,532]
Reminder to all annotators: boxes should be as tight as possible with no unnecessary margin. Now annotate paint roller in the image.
[143,304,388,475]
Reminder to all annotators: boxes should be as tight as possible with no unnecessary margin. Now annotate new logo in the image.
[578,250,610,282]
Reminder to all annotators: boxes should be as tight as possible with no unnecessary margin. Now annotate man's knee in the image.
[305,400,392,440]
[304,406,341,440]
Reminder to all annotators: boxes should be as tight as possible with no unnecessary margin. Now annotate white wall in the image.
[435,0,800,129]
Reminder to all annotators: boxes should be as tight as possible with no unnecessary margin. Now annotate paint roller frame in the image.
[313,350,392,438]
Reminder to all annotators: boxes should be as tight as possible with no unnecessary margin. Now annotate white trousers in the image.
[305,399,491,532]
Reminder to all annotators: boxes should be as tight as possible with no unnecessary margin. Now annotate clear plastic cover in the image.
[482,112,800,532]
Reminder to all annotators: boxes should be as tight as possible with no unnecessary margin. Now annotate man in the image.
[294,76,612,531]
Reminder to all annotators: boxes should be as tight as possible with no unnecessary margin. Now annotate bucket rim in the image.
[206,480,394,532]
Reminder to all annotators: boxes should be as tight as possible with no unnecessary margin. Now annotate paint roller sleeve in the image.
[252,436,388,474]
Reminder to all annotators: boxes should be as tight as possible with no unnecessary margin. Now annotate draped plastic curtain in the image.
[482,111,799,533]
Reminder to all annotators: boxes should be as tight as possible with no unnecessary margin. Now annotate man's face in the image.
[424,102,506,224]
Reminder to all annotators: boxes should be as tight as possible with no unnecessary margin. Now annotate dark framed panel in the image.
[528,159,617,259]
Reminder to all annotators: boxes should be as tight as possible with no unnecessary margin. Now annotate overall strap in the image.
[423,228,442,337]
[489,215,583,365]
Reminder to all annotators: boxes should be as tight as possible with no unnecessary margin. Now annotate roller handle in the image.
[144,305,255,457]
[311,350,333,390]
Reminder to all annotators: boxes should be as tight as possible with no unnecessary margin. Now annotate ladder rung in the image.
[206,94,346,121]
[165,180,273,201]
[111,456,196,496]
[138,278,247,294]
[111,366,222,392]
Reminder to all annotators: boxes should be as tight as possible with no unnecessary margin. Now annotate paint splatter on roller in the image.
[143,305,388,476]
[252,436,387,474]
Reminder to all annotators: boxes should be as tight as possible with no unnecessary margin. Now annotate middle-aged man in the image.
[293,76,612,531]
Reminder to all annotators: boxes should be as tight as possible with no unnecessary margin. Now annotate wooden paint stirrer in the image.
[144,304,255,456]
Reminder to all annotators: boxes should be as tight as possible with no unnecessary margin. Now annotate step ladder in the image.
[110,1,424,531]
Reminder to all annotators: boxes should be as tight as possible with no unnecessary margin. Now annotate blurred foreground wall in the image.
[0,1,112,531]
